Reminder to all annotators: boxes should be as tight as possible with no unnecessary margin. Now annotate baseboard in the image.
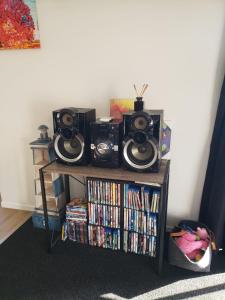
[1,201,35,211]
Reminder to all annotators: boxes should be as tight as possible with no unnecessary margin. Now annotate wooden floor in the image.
[0,207,32,244]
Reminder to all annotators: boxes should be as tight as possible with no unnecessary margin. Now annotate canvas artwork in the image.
[110,99,134,121]
[0,0,40,50]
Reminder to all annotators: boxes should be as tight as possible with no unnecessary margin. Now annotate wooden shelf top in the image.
[43,159,170,185]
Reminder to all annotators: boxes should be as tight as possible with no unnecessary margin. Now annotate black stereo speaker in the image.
[122,110,163,172]
[53,107,96,165]
[90,119,123,168]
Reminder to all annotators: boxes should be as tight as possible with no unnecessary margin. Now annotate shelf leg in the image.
[157,173,170,274]
[64,174,71,203]
[39,167,51,253]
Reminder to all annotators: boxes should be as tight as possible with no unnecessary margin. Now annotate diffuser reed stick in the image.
[133,83,149,97]
[140,84,148,96]
[133,84,139,97]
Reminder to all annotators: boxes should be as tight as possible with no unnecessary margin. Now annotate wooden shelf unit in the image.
[40,159,170,274]
[30,142,65,217]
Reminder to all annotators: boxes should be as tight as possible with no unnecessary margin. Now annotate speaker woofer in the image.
[123,138,158,170]
[54,133,84,163]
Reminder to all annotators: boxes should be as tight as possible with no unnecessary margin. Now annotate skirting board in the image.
[1,201,35,212]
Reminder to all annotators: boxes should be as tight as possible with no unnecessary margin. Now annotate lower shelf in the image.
[62,222,121,251]
[35,219,157,258]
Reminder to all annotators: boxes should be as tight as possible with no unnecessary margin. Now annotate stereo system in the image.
[90,119,123,168]
[52,107,165,173]
[53,107,96,165]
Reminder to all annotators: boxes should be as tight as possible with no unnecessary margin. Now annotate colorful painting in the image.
[110,98,134,121]
[0,0,40,50]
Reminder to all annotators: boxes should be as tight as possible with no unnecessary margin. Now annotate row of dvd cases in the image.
[86,178,160,257]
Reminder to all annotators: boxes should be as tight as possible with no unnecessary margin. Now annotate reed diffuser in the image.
[133,83,149,111]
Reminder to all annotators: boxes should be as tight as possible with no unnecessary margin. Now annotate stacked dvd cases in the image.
[124,209,157,236]
[87,179,121,206]
[88,203,120,228]
[123,184,160,257]
[88,225,120,250]
[66,222,88,244]
[123,185,160,212]
[62,199,88,243]
[87,178,121,250]
[123,231,156,256]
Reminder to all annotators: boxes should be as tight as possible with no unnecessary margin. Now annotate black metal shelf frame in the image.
[39,160,170,274]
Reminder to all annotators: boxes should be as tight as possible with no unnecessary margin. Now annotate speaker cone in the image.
[131,112,153,132]
[57,109,76,129]
[133,116,148,130]
[123,138,158,170]
[61,112,73,127]
[54,133,84,163]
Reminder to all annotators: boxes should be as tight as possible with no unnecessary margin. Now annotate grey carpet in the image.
[0,219,224,300]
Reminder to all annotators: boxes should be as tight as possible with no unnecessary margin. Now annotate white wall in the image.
[0,0,225,224]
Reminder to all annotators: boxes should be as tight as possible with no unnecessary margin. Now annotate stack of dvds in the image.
[87,178,121,251]
[124,209,157,236]
[124,184,160,212]
[123,184,160,257]
[123,231,157,257]
[88,203,120,228]
[87,179,121,206]
[64,221,88,244]
[88,225,120,250]
[66,198,87,222]
[62,198,88,243]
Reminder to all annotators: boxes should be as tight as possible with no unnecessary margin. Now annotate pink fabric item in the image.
[176,238,208,255]
[197,227,209,240]
[181,232,197,241]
